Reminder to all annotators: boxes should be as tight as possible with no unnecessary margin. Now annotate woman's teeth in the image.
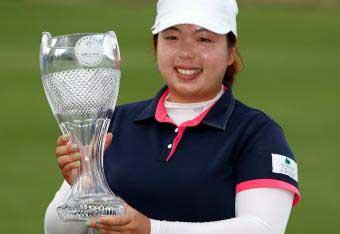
[176,68,201,76]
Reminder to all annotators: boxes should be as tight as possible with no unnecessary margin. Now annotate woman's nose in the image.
[178,42,195,60]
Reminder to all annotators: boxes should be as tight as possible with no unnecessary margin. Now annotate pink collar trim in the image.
[155,87,226,127]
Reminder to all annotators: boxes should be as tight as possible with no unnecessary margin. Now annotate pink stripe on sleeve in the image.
[236,179,301,206]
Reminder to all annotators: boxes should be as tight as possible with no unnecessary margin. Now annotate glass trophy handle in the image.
[103,31,121,63]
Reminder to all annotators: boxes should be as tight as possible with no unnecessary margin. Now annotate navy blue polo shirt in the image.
[104,85,300,222]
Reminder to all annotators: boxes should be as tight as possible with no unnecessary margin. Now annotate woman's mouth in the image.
[174,67,202,80]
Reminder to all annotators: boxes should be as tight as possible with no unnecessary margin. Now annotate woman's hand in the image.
[55,133,113,184]
[86,204,151,234]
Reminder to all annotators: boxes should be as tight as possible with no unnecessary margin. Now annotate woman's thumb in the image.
[104,132,113,151]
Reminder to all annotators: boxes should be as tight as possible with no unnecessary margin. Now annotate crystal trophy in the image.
[40,31,125,221]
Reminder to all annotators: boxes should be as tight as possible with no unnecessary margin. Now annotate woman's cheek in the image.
[205,49,229,69]
[157,54,172,82]
[158,49,175,71]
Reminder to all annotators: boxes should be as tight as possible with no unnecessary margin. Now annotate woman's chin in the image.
[167,86,206,103]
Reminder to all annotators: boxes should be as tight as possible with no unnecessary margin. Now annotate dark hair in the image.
[152,32,242,86]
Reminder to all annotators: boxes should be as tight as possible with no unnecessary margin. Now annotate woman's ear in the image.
[227,47,236,66]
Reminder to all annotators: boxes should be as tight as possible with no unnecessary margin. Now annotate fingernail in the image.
[63,134,70,140]
[74,153,79,159]
[85,219,90,227]
[72,144,78,151]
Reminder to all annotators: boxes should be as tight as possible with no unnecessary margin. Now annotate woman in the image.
[45,0,300,233]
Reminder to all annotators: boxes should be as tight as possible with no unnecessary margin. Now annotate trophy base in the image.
[57,194,125,221]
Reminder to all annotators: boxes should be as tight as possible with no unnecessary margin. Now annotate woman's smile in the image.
[174,66,203,81]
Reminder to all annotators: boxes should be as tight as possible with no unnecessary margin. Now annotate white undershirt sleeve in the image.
[45,184,293,234]
[44,180,88,234]
[151,188,294,234]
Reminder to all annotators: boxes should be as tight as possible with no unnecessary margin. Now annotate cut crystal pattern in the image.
[42,68,120,116]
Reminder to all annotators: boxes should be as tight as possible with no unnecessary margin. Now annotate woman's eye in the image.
[198,37,212,43]
[165,36,178,40]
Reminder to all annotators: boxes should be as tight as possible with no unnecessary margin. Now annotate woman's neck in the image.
[167,86,224,104]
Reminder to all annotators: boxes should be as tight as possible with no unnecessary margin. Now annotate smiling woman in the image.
[153,27,240,103]
[156,25,234,103]
[44,0,300,234]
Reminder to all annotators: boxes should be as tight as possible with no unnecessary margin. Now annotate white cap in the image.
[151,0,239,36]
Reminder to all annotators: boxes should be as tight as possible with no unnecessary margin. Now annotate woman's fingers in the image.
[62,160,81,173]
[56,143,78,157]
[99,215,131,226]
[87,216,132,231]
[57,133,110,157]
[94,224,125,232]
[57,133,111,157]
[57,153,81,169]
[55,133,111,184]
[55,135,80,184]
[56,134,70,146]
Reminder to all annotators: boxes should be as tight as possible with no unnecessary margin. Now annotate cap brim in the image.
[151,17,235,35]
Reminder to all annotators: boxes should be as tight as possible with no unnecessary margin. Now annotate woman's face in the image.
[157,24,235,103]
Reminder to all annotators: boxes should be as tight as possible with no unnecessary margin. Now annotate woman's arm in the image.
[44,181,88,234]
[150,188,294,234]
[46,184,294,234]
[44,134,113,233]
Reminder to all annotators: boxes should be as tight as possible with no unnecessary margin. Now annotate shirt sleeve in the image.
[234,120,300,206]
[151,188,294,234]
[44,181,88,234]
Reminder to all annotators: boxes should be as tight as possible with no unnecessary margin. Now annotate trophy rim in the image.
[52,32,105,39]
[44,32,117,49]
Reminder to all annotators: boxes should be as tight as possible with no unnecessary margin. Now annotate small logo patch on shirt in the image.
[272,153,298,182]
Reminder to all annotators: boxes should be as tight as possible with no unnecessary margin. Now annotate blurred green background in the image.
[0,0,339,233]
